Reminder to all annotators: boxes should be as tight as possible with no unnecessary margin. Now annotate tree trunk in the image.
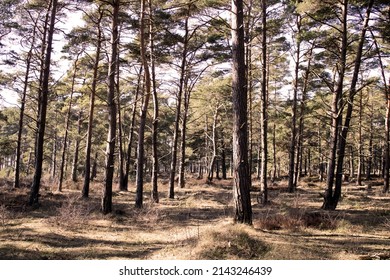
[135,0,152,208]
[29,0,58,206]
[150,0,159,203]
[14,15,39,189]
[221,143,227,179]
[91,152,98,181]
[123,66,142,190]
[231,0,252,224]
[168,9,190,199]
[58,54,80,192]
[322,0,348,210]
[370,25,390,192]
[207,107,219,183]
[102,0,119,214]
[178,80,191,189]
[82,8,103,198]
[71,111,82,182]
[259,0,268,204]
[323,0,373,209]
[288,14,301,193]
[357,91,363,186]
[116,38,125,191]
[384,83,390,193]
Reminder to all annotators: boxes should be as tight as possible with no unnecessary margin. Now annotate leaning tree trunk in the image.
[29,0,58,206]
[324,0,373,209]
[231,0,252,224]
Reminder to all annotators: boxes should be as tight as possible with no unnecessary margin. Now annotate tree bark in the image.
[14,15,38,189]
[370,24,390,192]
[323,0,373,209]
[123,66,142,190]
[322,0,348,210]
[102,0,119,214]
[288,14,301,193]
[71,111,82,182]
[58,54,80,192]
[82,8,103,198]
[135,0,152,208]
[231,0,252,224]
[207,106,219,183]
[168,7,190,199]
[150,0,159,203]
[259,0,268,204]
[28,0,58,206]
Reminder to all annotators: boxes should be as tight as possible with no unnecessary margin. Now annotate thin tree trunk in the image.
[168,9,190,199]
[72,111,82,182]
[91,152,98,181]
[221,142,227,179]
[207,107,219,183]
[82,8,103,198]
[178,74,191,189]
[14,16,39,189]
[324,0,373,209]
[288,14,301,193]
[150,0,159,202]
[349,145,354,180]
[28,0,58,206]
[51,123,57,180]
[245,0,253,177]
[135,0,152,208]
[370,25,390,192]
[102,0,119,214]
[123,67,142,190]
[259,0,268,204]
[366,122,373,180]
[58,54,80,192]
[117,38,125,191]
[357,91,363,186]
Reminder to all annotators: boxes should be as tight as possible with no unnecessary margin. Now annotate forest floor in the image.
[0,175,390,260]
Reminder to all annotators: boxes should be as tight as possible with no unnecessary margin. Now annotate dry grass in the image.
[194,223,270,259]
[0,176,390,260]
[0,204,10,227]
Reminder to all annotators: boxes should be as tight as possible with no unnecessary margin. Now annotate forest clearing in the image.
[1,176,390,260]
